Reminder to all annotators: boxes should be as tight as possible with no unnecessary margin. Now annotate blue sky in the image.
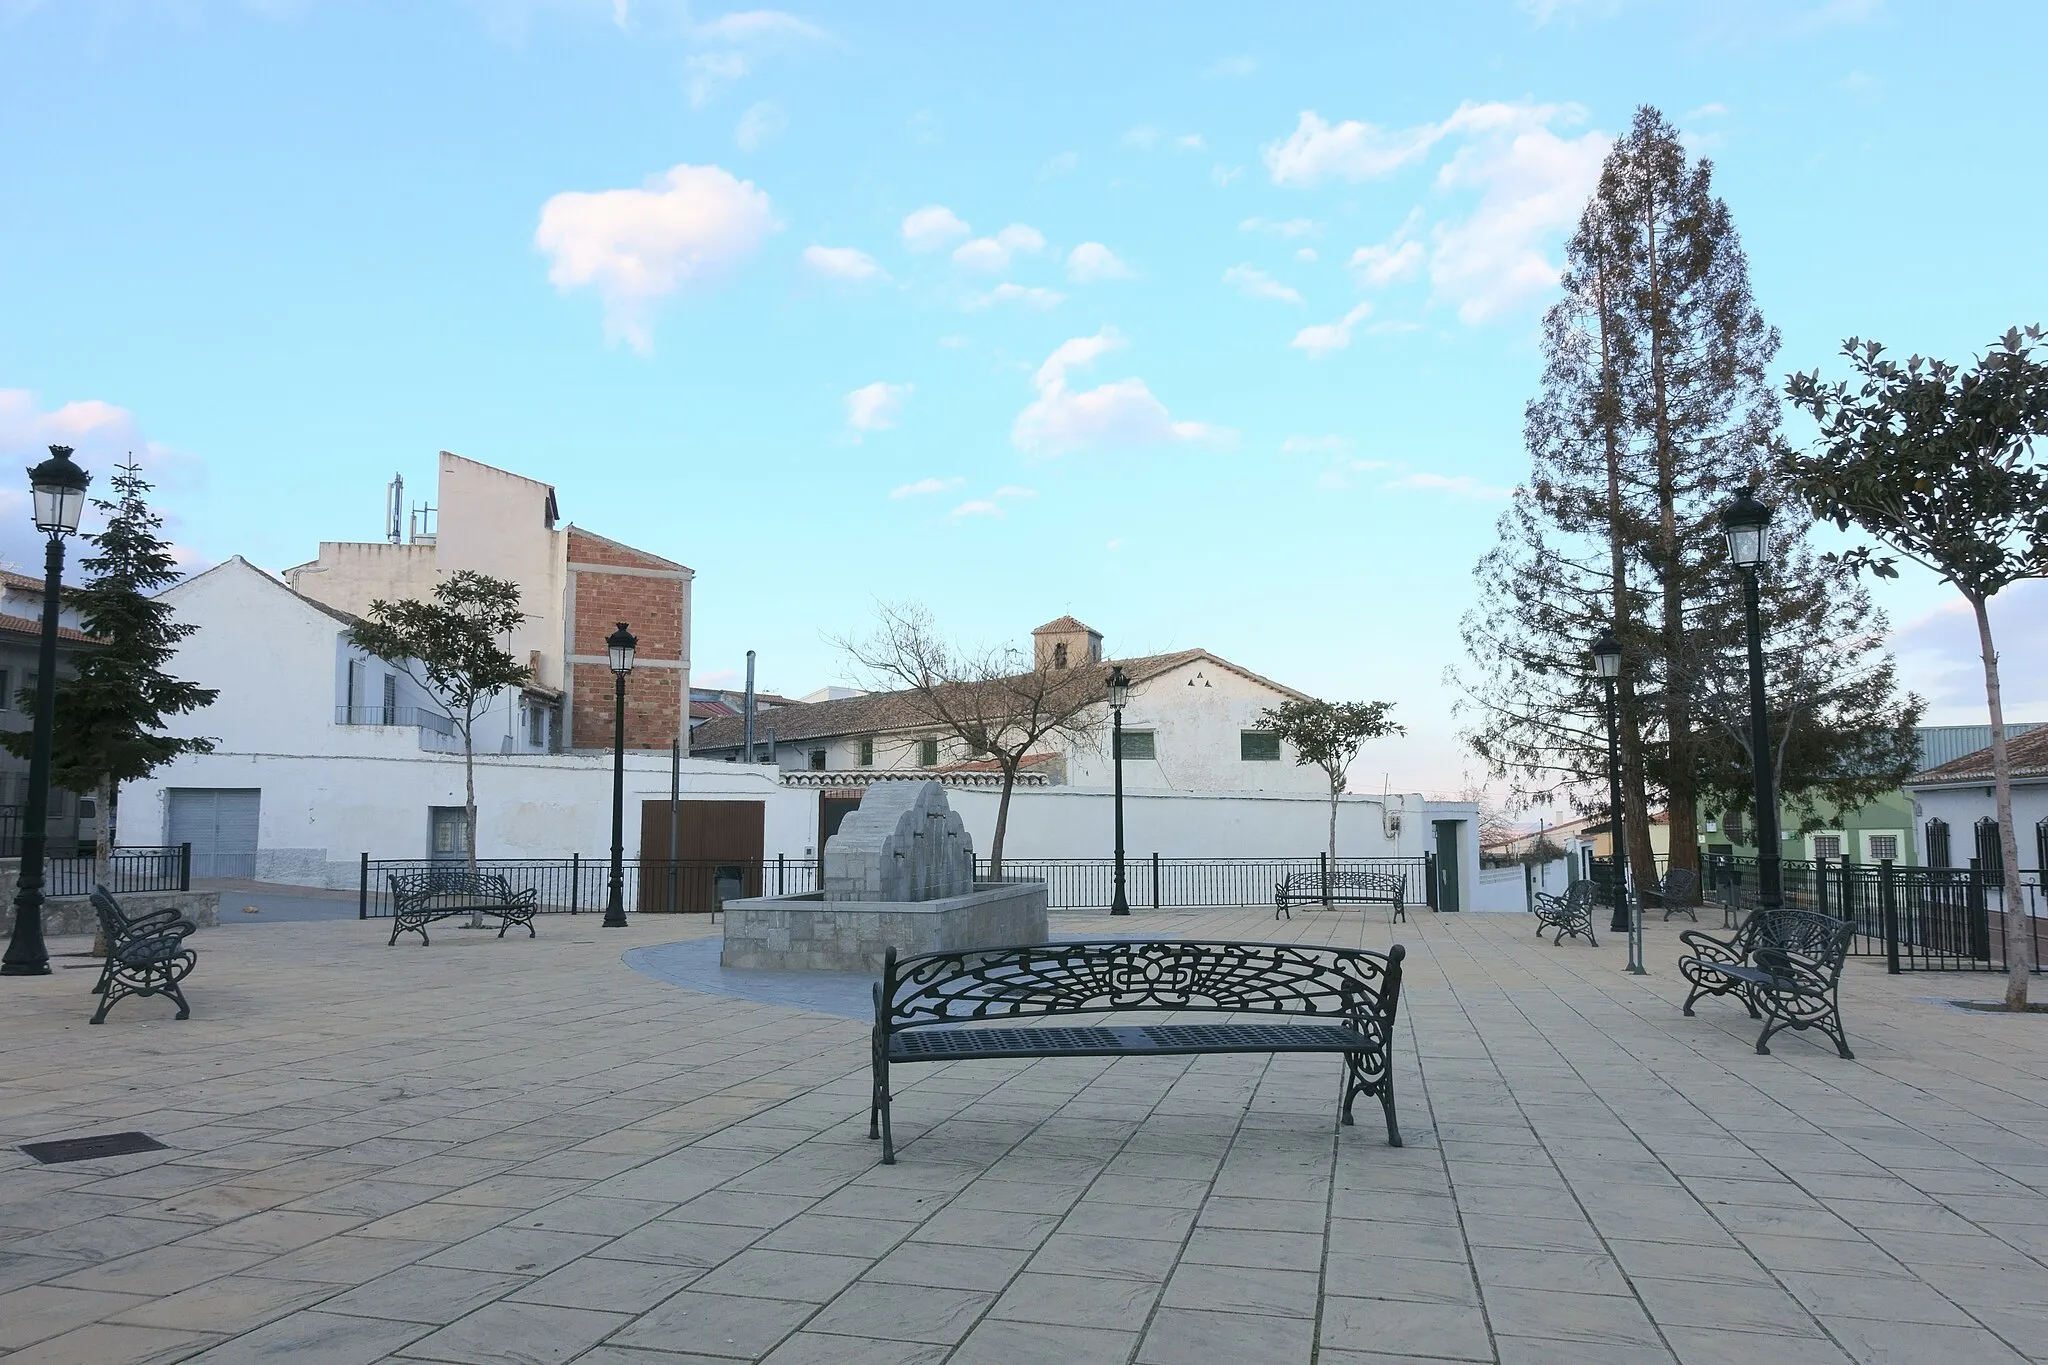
[3,0,2044,798]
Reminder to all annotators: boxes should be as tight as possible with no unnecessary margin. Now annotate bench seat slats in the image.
[891,1021,1375,1061]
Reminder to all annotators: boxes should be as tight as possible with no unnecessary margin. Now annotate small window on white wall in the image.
[1810,832,1843,862]
[1862,831,1902,864]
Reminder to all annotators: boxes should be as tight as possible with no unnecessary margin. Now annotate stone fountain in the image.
[719,781,1047,973]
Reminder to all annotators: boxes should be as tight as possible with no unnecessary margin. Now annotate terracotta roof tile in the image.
[0,612,96,645]
[1910,725,2048,785]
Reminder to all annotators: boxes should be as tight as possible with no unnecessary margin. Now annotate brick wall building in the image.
[565,528,689,751]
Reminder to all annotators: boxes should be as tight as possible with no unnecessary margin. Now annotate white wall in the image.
[124,749,815,888]
[1911,783,2048,872]
[1063,657,1328,796]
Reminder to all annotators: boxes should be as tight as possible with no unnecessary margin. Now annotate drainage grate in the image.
[20,1131,167,1164]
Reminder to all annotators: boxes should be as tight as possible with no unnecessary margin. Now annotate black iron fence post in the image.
[1880,859,1900,974]
[570,852,581,914]
[358,852,369,919]
[777,853,786,896]
[1425,852,1438,910]
[1319,850,1331,907]
[178,843,192,892]
[1967,858,1991,961]
[1151,852,1160,912]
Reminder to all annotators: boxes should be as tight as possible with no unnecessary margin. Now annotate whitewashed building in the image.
[1906,727,2048,875]
[120,558,813,886]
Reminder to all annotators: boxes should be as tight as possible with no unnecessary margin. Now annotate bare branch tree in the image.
[837,603,1105,876]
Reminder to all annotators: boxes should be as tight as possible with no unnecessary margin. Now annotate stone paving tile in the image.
[1320,1294,1493,1361]
[0,1321,220,1365]
[394,1300,627,1364]
[317,1266,532,1324]
[104,1273,341,1334]
[175,1308,432,1364]
[606,1290,814,1358]
[948,1319,1140,1365]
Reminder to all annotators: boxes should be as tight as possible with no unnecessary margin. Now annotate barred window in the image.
[1866,834,1899,863]
[1241,731,1281,762]
[1118,730,1156,760]
[1926,817,1950,868]
[1812,833,1843,861]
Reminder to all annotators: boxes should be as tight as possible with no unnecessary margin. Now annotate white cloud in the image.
[685,51,749,107]
[1263,101,1570,187]
[1317,458,1395,491]
[1351,239,1425,286]
[689,9,828,44]
[535,162,777,350]
[1013,329,1230,455]
[1386,471,1514,499]
[890,475,962,498]
[1211,165,1244,187]
[1120,125,1161,151]
[950,499,1002,519]
[951,224,1045,273]
[1240,216,1322,239]
[1687,101,1730,119]
[1290,301,1373,356]
[1106,537,1125,551]
[995,484,1037,498]
[1282,434,1350,455]
[1043,150,1079,177]
[965,283,1064,311]
[1203,54,1259,79]
[937,333,970,349]
[901,204,971,252]
[803,244,885,281]
[1427,112,1608,321]
[1221,264,1303,305]
[1295,247,1318,263]
[0,389,204,573]
[734,99,787,151]
[845,381,911,433]
[1065,241,1132,282]
[1175,133,1207,152]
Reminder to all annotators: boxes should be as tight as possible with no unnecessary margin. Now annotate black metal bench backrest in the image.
[1656,868,1700,904]
[1743,910,1854,981]
[1562,880,1594,911]
[388,868,516,909]
[880,939,1405,1036]
[1321,871,1405,897]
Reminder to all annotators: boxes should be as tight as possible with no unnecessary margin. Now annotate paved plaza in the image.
[2,906,2046,1365]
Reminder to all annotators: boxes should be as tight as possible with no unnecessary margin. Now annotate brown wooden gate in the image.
[639,799,765,912]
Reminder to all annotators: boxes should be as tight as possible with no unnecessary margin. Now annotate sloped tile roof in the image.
[1033,615,1098,636]
[0,612,96,645]
[1909,725,2048,786]
[689,648,1306,751]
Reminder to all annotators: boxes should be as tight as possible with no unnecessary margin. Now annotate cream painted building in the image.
[283,452,692,752]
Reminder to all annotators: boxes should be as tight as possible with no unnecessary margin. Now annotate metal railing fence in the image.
[44,845,192,896]
[356,853,1436,917]
[358,855,821,919]
[1705,853,2044,974]
[978,855,1431,911]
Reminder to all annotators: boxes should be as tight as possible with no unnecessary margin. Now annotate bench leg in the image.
[162,971,191,1021]
[870,1048,895,1164]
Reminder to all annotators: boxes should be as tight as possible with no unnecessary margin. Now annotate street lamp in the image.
[1107,664,1131,916]
[1721,486,1781,913]
[2,446,91,978]
[1591,628,1643,973]
[602,621,636,930]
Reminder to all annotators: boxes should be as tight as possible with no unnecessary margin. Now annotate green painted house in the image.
[1698,723,2042,868]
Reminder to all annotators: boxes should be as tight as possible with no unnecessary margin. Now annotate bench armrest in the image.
[116,922,194,963]
[1678,927,1744,963]
[1751,947,1836,996]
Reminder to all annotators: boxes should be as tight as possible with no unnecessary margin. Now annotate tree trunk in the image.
[1971,597,2033,1009]
[1616,681,1658,891]
[1328,775,1340,903]
[463,720,482,928]
[1642,177,1700,897]
[990,765,1014,879]
[95,775,115,889]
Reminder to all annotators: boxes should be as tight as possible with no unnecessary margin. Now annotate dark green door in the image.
[1433,820,1462,912]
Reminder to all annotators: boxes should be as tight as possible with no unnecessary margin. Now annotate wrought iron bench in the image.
[1274,870,1406,922]
[1655,867,1702,922]
[88,886,196,1025]
[870,938,1406,1164]
[1532,880,1598,945]
[1678,909,1856,1058]
[387,868,540,946]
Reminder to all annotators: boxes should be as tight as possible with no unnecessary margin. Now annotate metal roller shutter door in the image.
[167,788,261,879]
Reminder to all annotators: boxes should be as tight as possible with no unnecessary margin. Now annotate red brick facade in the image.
[565,528,688,751]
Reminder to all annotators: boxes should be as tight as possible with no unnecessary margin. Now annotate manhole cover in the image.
[20,1132,167,1164]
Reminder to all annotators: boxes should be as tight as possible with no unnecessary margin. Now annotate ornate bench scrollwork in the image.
[387,868,540,946]
[1532,880,1598,946]
[1679,909,1855,1058]
[1275,870,1407,922]
[88,886,197,1025]
[869,938,1406,1164]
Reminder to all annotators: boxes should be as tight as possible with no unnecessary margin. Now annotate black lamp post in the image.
[1591,628,1643,973]
[2,446,91,978]
[602,621,636,930]
[1721,487,1780,913]
[1107,664,1131,916]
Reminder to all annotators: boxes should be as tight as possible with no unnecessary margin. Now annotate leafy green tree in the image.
[346,571,529,877]
[1256,698,1404,890]
[2,460,219,884]
[1783,326,2048,1009]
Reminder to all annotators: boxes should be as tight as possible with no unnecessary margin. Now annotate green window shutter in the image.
[1118,731,1156,760]
[858,738,874,766]
[919,738,939,766]
[1240,731,1280,762]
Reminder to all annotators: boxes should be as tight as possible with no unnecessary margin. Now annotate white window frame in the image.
[1805,830,1847,863]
